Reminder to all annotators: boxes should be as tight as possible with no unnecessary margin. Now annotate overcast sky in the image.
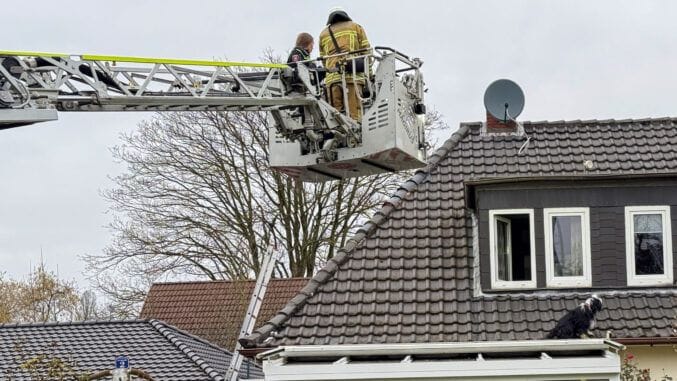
[2,1,677,288]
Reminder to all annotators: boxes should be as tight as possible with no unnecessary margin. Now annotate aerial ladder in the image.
[224,244,278,381]
[0,47,427,181]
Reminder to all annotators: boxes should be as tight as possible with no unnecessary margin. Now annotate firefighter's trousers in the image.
[329,82,363,122]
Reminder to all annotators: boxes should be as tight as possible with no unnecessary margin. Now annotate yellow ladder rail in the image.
[0,50,287,69]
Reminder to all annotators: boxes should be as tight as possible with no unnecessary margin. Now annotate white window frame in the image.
[624,205,674,286]
[544,207,592,288]
[489,209,536,290]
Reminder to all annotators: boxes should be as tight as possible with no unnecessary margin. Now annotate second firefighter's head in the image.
[296,32,314,54]
[327,6,352,24]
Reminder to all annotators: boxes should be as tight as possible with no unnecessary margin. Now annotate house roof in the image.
[140,278,309,350]
[242,117,677,348]
[0,319,262,380]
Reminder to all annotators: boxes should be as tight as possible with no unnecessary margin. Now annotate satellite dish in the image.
[483,79,525,122]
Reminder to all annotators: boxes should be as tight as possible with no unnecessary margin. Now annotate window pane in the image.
[492,213,531,284]
[633,214,665,275]
[552,215,583,277]
[634,233,664,275]
[634,214,662,233]
[496,219,510,281]
[509,215,532,281]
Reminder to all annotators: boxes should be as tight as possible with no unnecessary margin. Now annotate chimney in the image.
[482,79,525,135]
[485,111,518,134]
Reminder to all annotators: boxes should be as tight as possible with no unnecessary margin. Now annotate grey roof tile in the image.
[0,320,261,381]
[241,118,677,348]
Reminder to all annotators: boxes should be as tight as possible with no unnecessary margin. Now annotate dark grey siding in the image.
[475,178,677,291]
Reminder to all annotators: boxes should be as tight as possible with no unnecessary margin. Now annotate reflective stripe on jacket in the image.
[319,21,370,85]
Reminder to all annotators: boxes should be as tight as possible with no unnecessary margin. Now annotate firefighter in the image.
[287,32,315,94]
[287,32,315,67]
[286,32,316,122]
[319,7,370,122]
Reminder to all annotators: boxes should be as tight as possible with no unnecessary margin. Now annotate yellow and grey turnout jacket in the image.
[319,20,371,86]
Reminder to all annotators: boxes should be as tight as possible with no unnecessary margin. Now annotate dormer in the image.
[469,166,676,292]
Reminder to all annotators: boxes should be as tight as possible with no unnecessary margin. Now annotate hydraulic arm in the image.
[0,48,427,181]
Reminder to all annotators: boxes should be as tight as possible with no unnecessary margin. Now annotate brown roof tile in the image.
[140,278,308,351]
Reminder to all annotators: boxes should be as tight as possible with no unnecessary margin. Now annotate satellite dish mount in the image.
[483,79,525,123]
[482,79,531,153]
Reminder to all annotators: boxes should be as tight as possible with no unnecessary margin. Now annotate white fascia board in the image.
[263,356,620,381]
[263,339,619,360]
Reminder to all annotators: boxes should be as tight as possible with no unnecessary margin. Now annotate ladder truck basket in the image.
[269,47,428,181]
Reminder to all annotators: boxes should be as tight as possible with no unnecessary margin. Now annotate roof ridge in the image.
[460,116,677,127]
[150,277,311,286]
[149,319,230,381]
[0,318,150,329]
[239,125,473,348]
[149,318,233,352]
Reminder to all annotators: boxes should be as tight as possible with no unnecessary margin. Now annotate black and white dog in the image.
[546,295,603,339]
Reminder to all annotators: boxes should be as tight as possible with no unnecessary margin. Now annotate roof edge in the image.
[239,124,473,348]
[0,318,151,329]
[521,116,677,126]
[465,173,677,186]
[616,337,677,345]
[149,319,233,381]
[460,116,677,128]
[148,277,310,287]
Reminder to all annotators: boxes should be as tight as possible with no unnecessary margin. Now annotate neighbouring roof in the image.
[242,117,677,348]
[0,319,262,381]
[140,278,309,351]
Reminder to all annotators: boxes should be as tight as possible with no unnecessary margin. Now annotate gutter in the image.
[240,347,274,358]
[242,338,675,357]
[257,339,624,360]
[616,337,677,345]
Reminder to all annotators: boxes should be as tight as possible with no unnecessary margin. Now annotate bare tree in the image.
[90,263,156,319]
[87,109,446,312]
[73,290,99,321]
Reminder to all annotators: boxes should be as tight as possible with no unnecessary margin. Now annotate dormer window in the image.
[543,208,592,288]
[625,206,674,286]
[489,209,536,289]
[476,178,677,291]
